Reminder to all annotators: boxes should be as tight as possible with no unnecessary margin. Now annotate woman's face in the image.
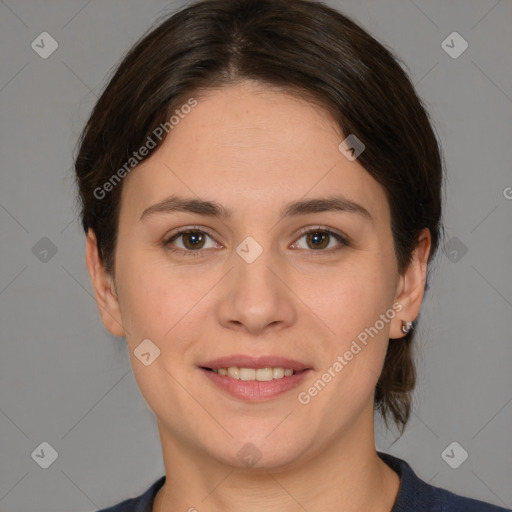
[88,80,427,469]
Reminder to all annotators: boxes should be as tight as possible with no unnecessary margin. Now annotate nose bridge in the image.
[232,232,281,298]
[217,230,296,332]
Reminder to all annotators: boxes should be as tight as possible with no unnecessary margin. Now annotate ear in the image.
[389,228,431,339]
[85,228,125,337]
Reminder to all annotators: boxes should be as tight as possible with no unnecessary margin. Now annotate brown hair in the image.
[74,0,444,435]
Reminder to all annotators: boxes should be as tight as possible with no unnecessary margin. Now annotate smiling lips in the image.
[200,354,312,400]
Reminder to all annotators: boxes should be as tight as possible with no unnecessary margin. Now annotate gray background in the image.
[1,0,511,510]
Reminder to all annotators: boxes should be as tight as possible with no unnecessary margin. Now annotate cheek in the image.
[302,274,394,416]
[304,255,394,335]
[302,257,397,408]
[116,251,212,353]
[114,260,195,408]
[114,248,172,341]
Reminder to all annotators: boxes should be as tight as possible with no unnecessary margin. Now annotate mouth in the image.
[198,355,313,401]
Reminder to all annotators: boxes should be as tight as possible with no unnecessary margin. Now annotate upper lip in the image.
[200,354,312,371]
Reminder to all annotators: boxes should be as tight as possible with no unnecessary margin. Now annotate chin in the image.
[204,432,308,471]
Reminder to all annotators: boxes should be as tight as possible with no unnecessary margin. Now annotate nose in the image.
[215,242,298,336]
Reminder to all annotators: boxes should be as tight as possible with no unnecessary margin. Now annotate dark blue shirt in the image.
[97,451,510,511]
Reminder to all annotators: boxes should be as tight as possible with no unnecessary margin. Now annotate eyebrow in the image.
[139,194,373,222]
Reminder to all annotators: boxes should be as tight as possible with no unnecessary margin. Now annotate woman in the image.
[74,0,508,510]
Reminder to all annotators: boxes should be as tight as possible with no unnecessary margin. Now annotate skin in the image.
[86,80,431,512]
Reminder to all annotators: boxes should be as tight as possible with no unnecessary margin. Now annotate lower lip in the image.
[200,368,312,401]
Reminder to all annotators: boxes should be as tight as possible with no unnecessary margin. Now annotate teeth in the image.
[212,367,298,381]
[273,367,284,379]
[240,368,256,381]
[227,367,240,379]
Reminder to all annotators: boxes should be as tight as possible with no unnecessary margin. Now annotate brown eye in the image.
[180,231,207,250]
[292,228,348,254]
[305,231,330,250]
[164,228,219,256]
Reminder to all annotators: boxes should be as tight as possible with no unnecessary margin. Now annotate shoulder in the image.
[96,475,166,512]
[433,485,511,511]
[377,451,510,512]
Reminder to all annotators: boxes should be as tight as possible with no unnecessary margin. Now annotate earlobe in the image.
[85,229,125,337]
[390,228,431,339]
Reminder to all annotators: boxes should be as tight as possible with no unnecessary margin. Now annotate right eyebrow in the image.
[140,196,232,221]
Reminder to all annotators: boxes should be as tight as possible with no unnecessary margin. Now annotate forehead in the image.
[118,81,389,225]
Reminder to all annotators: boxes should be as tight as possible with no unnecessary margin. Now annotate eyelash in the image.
[163,225,349,258]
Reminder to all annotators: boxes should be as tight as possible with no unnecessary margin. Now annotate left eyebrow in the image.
[139,194,373,223]
[281,197,373,223]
